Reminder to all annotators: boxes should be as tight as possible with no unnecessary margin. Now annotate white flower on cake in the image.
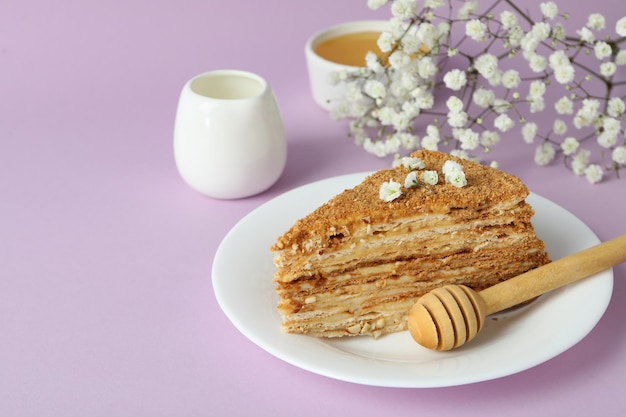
[379,179,402,202]
[328,0,626,184]
[404,171,419,188]
[421,170,439,185]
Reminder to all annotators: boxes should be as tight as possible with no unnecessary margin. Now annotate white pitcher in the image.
[174,70,287,199]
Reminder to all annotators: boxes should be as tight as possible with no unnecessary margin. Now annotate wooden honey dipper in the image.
[408,233,626,351]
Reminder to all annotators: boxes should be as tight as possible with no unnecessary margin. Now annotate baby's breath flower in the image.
[421,170,439,185]
[380,179,403,201]
[443,69,468,91]
[447,110,469,127]
[612,146,626,164]
[367,0,388,10]
[391,0,416,19]
[466,19,488,42]
[587,13,606,31]
[404,171,419,188]
[480,130,500,147]
[502,69,521,89]
[522,122,538,143]
[402,156,426,170]
[555,96,574,114]
[534,142,556,166]
[540,2,558,19]
[501,10,518,30]
[616,16,626,37]
[364,79,387,99]
[473,87,495,108]
[608,97,626,117]
[377,32,395,52]
[600,61,617,78]
[584,164,604,184]
[553,119,568,135]
[577,27,595,43]
[447,171,468,187]
[561,137,579,155]
[458,1,479,19]
[572,149,591,175]
[494,113,514,132]
[594,41,612,60]
[446,96,464,112]
[527,53,548,73]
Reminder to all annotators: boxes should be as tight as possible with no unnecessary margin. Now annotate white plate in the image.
[212,173,613,388]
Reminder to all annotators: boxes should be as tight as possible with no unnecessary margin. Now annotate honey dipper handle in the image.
[480,233,626,315]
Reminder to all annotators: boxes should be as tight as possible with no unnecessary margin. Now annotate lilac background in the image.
[1,0,625,415]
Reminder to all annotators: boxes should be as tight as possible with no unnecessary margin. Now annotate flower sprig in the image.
[330,0,626,183]
[379,156,466,201]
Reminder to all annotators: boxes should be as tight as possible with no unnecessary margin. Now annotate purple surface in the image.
[1,0,625,415]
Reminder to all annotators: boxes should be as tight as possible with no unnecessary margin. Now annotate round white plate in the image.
[212,173,613,388]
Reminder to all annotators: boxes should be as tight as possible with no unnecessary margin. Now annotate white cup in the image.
[174,70,287,199]
[305,20,389,110]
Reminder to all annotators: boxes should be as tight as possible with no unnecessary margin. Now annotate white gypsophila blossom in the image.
[424,0,445,9]
[584,164,604,184]
[447,170,468,187]
[500,10,517,30]
[553,119,568,135]
[458,128,480,150]
[421,170,439,185]
[421,135,439,150]
[616,16,626,36]
[531,21,551,41]
[572,149,591,175]
[608,97,626,117]
[573,98,601,128]
[377,32,395,53]
[577,27,595,43]
[458,1,478,19]
[555,96,574,114]
[391,0,416,20]
[365,52,385,73]
[494,113,514,132]
[561,137,580,155]
[401,32,422,54]
[474,53,499,80]
[443,69,468,91]
[587,13,606,31]
[528,95,545,113]
[480,130,500,147]
[528,80,546,98]
[417,57,438,79]
[617,50,626,65]
[379,179,402,201]
[397,132,419,149]
[466,19,488,42]
[534,142,556,165]
[442,160,463,175]
[597,131,618,148]
[612,146,626,164]
[367,0,388,10]
[522,122,538,143]
[502,69,521,89]
[594,41,612,60]
[389,50,411,70]
[404,171,419,188]
[447,110,468,127]
[402,156,426,170]
[527,53,548,73]
[473,87,495,108]
[377,106,396,125]
[540,2,558,20]
[603,117,621,135]
[364,79,386,99]
[601,61,617,78]
[446,96,464,112]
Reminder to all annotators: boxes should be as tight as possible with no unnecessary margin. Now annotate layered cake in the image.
[271,150,550,338]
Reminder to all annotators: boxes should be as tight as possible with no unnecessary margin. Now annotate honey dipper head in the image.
[408,285,487,351]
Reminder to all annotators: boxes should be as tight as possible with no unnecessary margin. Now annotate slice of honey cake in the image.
[271,150,550,338]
